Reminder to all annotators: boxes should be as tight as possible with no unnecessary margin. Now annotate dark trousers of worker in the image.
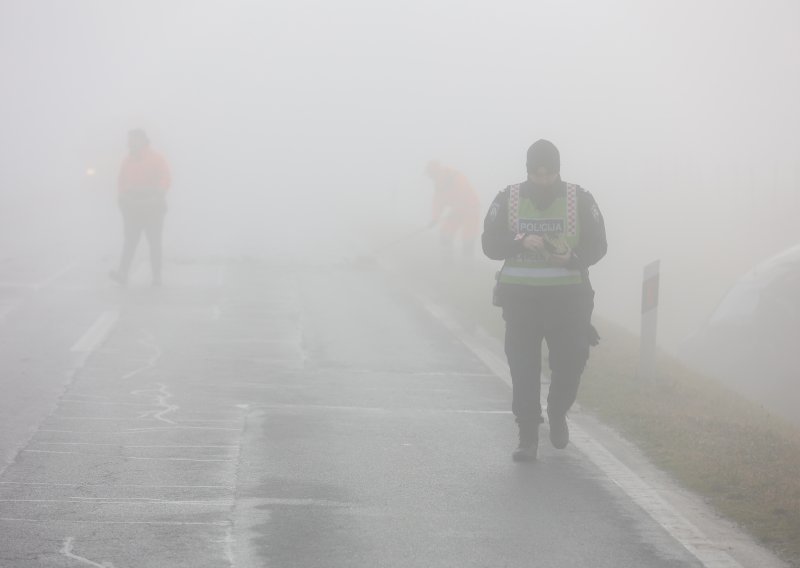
[503,291,593,428]
[118,194,166,282]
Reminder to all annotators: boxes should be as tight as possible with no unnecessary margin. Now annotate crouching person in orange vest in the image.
[426,160,481,262]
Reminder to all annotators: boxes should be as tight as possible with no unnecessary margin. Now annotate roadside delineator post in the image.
[638,260,660,382]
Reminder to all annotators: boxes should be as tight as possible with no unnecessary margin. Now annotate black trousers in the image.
[503,290,594,426]
[118,194,166,281]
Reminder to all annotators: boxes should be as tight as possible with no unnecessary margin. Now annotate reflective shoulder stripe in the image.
[565,183,577,236]
[508,184,520,232]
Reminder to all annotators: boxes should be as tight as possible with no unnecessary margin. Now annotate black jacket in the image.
[482,180,607,302]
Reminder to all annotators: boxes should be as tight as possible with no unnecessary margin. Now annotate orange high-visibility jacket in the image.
[431,167,480,237]
[118,148,171,193]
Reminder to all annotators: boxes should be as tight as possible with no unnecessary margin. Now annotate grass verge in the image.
[382,241,800,567]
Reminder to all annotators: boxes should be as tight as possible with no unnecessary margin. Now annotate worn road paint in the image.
[70,310,119,354]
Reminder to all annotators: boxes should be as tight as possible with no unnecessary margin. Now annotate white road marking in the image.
[46,417,240,423]
[3,498,231,505]
[207,338,301,344]
[70,310,119,354]
[111,455,236,463]
[256,403,510,414]
[61,537,115,568]
[37,426,239,433]
[59,400,154,407]
[221,526,236,568]
[33,443,237,448]
[417,295,749,568]
[195,356,304,365]
[570,430,750,568]
[22,450,234,462]
[121,426,240,432]
[0,481,234,489]
[37,426,241,436]
[1,517,229,526]
[422,301,511,387]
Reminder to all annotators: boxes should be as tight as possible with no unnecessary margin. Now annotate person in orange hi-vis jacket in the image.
[109,129,171,287]
[425,160,481,261]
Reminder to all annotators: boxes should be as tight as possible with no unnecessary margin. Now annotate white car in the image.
[680,243,800,422]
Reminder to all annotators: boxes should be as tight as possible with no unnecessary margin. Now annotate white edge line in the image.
[3,499,232,506]
[71,310,119,353]
[415,292,745,568]
[1,517,230,526]
[21,450,234,462]
[0,482,234,489]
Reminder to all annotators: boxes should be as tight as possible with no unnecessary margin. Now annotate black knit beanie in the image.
[526,139,560,174]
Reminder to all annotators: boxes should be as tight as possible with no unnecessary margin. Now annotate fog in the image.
[2,0,799,349]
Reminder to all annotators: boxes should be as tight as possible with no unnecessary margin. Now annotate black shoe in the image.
[512,423,538,462]
[512,444,537,462]
[549,414,569,450]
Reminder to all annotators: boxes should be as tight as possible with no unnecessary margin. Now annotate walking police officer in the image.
[482,139,607,461]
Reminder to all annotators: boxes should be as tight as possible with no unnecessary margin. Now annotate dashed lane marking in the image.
[70,310,119,355]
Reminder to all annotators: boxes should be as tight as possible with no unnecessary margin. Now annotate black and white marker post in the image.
[638,260,660,382]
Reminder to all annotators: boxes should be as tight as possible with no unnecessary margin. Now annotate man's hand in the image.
[521,234,545,252]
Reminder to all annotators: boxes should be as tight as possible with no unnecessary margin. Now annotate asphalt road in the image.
[0,254,757,567]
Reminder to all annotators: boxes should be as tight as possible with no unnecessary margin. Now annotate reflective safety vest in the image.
[498,182,584,287]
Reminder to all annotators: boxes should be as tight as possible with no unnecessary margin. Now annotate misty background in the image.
[1,0,799,351]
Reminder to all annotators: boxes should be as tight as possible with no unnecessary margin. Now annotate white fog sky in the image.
[1,0,799,346]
